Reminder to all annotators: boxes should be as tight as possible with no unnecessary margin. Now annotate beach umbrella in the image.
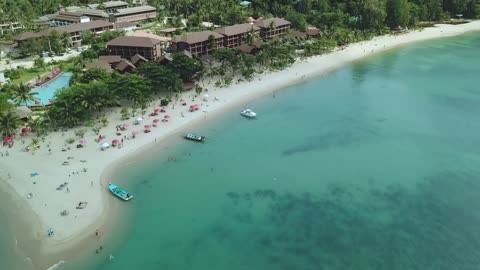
[204,94,209,98]
[49,99,54,104]
[101,142,109,149]
[112,139,119,146]
[164,115,171,119]
[21,127,29,135]
[154,108,161,113]
[3,136,13,144]
[35,100,41,105]
[79,139,87,145]
[153,119,160,124]
[144,125,151,129]
[123,123,129,129]
[132,130,139,136]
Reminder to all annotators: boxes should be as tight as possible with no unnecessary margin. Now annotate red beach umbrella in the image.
[153,119,160,124]
[21,127,29,135]
[3,136,13,144]
[132,130,139,136]
[154,108,161,113]
[112,139,119,146]
[164,115,171,119]
[144,125,151,129]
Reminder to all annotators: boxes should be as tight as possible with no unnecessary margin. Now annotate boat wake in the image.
[45,260,65,270]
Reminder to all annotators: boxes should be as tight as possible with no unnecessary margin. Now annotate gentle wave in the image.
[45,260,65,270]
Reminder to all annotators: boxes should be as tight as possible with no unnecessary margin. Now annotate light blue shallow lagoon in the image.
[28,71,73,106]
[3,32,480,269]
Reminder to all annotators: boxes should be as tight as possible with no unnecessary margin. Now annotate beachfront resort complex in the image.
[1,0,480,269]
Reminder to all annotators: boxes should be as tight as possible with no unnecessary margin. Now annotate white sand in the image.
[1,21,479,268]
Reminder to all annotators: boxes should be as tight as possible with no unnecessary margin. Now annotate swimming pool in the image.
[28,72,73,106]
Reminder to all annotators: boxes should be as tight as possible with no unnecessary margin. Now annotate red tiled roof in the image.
[130,54,148,65]
[99,55,123,63]
[116,59,136,72]
[84,61,113,72]
[254,18,291,28]
[172,31,223,44]
[216,23,260,36]
[15,32,43,41]
[107,36,161,47]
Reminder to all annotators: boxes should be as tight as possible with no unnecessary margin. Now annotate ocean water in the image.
[3,32,480,269]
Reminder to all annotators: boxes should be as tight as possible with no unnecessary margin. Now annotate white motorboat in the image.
[240,109,257,118]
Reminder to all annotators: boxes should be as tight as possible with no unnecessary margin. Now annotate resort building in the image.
[115,59,136,73]
[171,31,224,57]
[111,6,157,23]
[51,11,92,26]
[107,36,162,60]
[84,61,114,72]
[15,20,114,47]
[55,20,114,47]
[215,23,260,48]
[254,18,291,39]
[130,53,148,66]
[88,1,129,13]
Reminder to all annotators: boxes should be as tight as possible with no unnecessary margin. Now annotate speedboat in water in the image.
[240,109,256,118]
[108,183,133,201]
[184,133,205,142]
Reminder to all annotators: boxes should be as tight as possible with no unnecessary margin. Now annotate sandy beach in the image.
[1,21,479,269]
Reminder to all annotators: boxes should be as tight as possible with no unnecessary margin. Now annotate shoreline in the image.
[1,21,480,269]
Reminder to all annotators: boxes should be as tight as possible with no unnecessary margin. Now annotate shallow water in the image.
[3,32,480,269]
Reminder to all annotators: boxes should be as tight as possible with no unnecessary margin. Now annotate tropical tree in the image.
[359,0,387,30]
[27,115,48,137]
[79,68,111,84]
[167,54,203,82]
[13,84,37,106]
[0,110,21,136]
[110,74,152,107]
[135,62,183,93]
[386,0,410,29]
[33,57,46,71]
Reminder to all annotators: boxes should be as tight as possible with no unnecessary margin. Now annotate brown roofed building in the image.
[15,20,114,47]
[215,23,260,48]
[113,6,157,23]
[88,1,129,13]
[99,55,123,64]
[171,31,224,57]
[54,20,114,47]
[254,18,291,39]
[157,54,173,65]
[130,53,148,66]
[84,61,114,72]
[107,36,162,60]
[115,59,136,73]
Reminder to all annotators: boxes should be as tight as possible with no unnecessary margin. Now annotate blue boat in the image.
[108,183,133,201]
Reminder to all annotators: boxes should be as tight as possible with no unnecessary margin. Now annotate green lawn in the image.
[11,69,50,85]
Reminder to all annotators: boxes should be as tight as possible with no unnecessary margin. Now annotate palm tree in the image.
[0,110,20,136]
[28,116,48,137]
[13,84,38,106]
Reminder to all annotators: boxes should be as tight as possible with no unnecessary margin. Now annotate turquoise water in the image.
[4,32,480,269]
[28,72,73,106]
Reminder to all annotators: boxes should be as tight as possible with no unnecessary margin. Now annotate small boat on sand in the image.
[108,183,133,201]
[184,133,205,142]
[240,109,256,118]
